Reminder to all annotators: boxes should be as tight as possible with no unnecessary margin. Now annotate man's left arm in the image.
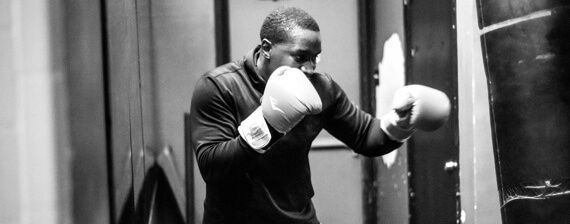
[322,79,402,157]
[323,80,451,157]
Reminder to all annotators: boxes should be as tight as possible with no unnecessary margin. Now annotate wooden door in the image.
[363,0,410,223]
[404,0,460,223]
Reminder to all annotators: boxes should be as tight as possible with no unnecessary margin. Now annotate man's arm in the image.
[323,79,402,157]
[325,79,402,157]
[324,79,451,157]
[189,76,257,183]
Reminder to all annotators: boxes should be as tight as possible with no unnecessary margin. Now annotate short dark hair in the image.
[259,7,320,44]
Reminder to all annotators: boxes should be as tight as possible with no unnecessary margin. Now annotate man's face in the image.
[267,28,321,75]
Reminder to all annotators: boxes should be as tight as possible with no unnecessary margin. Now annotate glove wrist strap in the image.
[238,107,272,153]
[381,110,416,142]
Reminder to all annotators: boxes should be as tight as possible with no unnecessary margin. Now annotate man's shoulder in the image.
[309,72,336,91]
[204,61,243,79]
[200,60,249,86]
[195,59,253,96]
[308,72,348,109]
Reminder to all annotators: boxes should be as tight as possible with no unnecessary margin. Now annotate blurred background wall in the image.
[0,0,71,223]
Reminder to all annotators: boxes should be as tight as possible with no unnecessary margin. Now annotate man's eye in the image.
[294,55,309,63]
[294,54,321,64]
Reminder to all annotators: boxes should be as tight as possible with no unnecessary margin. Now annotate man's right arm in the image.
[189,76,257,183]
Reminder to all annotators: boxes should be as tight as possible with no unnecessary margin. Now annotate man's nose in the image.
[300,62,315,74]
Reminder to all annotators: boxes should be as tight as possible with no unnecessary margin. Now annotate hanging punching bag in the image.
[476,1,570,223]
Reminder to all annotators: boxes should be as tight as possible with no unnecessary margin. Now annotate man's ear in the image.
[261,39,272,59]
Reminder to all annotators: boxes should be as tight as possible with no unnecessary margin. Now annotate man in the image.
[190,7,450,224]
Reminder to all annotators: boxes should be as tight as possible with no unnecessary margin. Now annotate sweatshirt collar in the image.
[244,45,266,92]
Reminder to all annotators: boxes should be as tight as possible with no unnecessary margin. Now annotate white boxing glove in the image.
[381,84,451,142]
[261,66,322,133]
[238,66,322,152]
